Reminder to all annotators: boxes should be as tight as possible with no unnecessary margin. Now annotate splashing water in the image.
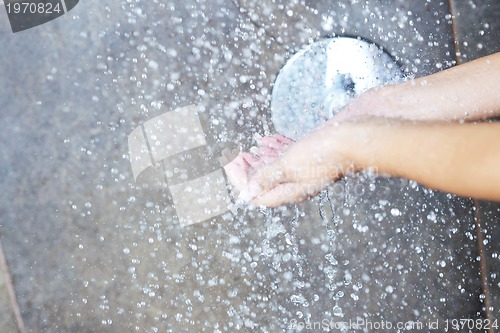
[318,186,346,319]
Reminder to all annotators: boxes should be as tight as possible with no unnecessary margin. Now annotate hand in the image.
[241,125,351,207]
[325,85,401,124]
[235,116,500,207]
[222,134,294,197]
[330,52,500,123]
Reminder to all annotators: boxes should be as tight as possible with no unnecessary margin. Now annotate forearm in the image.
[335,121,500,201]
[336,52,500,122]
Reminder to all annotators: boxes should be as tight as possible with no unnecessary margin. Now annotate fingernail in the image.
[238,182,262,202]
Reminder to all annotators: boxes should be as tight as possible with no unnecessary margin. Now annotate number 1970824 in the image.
[5,2,62,14]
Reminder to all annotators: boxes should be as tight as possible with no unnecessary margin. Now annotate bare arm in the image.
[333,52,500,122]
[232,53,500,206]
[248,120,500,207]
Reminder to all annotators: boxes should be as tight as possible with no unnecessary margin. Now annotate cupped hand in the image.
[222,134,294,197]
[240,125,351,207]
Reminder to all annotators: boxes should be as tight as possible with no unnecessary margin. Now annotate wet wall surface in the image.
[0,0,498,332]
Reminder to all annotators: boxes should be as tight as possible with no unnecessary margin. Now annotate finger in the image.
[252,160,287,192]
[240,152,261,169]
[255,135,281,149]
[251,183,309,207]
[237,160,286,202]
[272,133,295,145]
[251,180,326,207]
[255,153,279,166]
[255,145,279,157]
[223,156,251,191]
[255,134,293,148]
[248,144,282,168]
[250,144,281,159]
[247,149,279,170]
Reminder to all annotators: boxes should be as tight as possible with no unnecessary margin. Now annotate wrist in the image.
[332,120,397,176]
[326,122,370,175]
[334,84,404,122]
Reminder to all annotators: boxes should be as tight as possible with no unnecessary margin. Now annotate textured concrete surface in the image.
[450,0,500,63]
[478,202,500,322]
[0,0,496,332]
[0,261,19,333]
[451,0,500,322]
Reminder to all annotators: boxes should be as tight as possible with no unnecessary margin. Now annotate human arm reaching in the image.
[333,52,500,123]
[224,52,500,207]
[243,120,500,207]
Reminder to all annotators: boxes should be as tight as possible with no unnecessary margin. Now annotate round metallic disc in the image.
[270,37,403,140]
